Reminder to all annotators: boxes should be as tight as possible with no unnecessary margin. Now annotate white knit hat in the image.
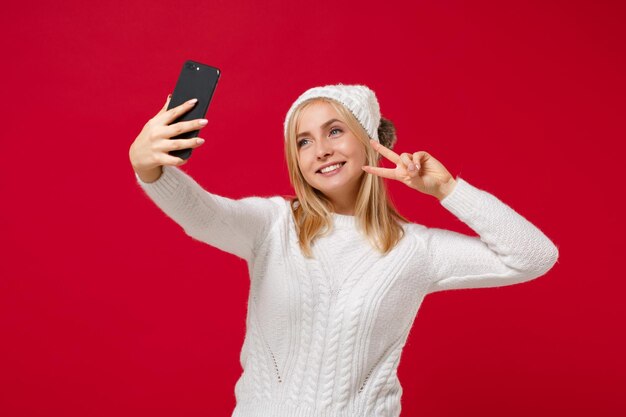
[283,83,381,142]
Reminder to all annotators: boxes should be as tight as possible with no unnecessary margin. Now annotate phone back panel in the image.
[167,60,220,159]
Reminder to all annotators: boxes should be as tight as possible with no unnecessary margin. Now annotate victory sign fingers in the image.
[362,139,420,180]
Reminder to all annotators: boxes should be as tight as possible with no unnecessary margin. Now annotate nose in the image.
[315,138,333,159]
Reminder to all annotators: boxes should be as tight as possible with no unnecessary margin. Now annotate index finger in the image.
[369,139,401,165]
[155,97,198,125]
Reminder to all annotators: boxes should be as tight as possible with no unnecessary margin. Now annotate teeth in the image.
[320,163,343,173]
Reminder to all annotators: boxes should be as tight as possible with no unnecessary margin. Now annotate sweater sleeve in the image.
[423,177,560,294]
[134,165,285,263]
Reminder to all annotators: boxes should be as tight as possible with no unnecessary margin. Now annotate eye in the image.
[330,127,342,136]
[297,138,310,148]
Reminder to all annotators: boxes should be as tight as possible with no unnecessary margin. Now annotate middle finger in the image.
[369,139,401,165]
[161,118,208,139]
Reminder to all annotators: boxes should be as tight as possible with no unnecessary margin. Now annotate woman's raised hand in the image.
[362,139,457,200]
[129,95,208,174]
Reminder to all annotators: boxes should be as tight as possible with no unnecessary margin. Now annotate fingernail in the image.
[167,94,171,100]
[188,98,198,104]
[408,163,416,171]
[199,119,208,125]
[197,138,205,144]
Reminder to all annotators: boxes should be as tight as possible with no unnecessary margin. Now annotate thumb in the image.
[159,93,172,113]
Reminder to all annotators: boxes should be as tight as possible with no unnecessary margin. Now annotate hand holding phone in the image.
[166,60,220,160]
[129,95,209,181]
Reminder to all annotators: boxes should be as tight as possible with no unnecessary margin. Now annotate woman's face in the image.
[296,101,367,210]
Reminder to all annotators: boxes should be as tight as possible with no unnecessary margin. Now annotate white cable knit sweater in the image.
[134,165,559,417]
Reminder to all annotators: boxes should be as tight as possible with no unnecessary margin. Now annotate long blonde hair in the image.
[283,97,410,258]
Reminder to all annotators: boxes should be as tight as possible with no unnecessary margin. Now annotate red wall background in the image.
[1,0,624,416]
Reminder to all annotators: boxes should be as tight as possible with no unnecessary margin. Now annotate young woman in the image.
[129,83,559,417]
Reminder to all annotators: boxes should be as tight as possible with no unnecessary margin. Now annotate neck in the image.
[329,197,356,216]
[325,184,360,216]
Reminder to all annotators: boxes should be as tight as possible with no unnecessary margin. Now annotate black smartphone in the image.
[166,60,220,160]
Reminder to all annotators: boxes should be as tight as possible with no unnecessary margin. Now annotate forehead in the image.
[297,101,342,132]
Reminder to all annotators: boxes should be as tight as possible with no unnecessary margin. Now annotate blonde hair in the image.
[283,97,410,258]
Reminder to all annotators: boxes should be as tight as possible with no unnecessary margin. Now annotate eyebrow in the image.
[296,119,344,139]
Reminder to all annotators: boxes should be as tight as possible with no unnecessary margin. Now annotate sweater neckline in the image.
[332,212,356,229]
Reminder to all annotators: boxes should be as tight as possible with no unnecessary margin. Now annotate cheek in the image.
[298,152,315,169]
[348,148,368,165]
[297,158,315,179]
[340,138,365,158]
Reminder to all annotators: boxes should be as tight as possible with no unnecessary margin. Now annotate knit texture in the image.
[134,166,559,417]
[284,84,382,142]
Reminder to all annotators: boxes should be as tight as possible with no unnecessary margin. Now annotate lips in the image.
[316,161,346,174]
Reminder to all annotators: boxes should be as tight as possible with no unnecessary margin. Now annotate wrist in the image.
[435,177,457,201]
[135,166,163,183]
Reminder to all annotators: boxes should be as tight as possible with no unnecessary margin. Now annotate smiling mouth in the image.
[317,161,346,174]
